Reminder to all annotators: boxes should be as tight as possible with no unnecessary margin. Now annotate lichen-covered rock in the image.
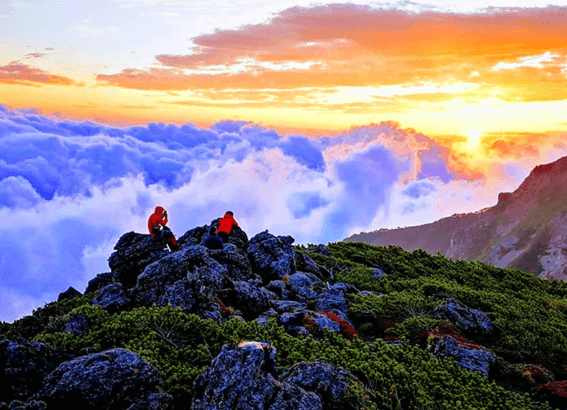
[107,231,170,288]
[270,300,306,314]
[93,283,131,313]
[288,272,317,289]
[64,314,88,336]
[278,311,305,328]
[181,220,249,251]
[192,343,321,410]
[434,298,493,334]
[36,348,172,409]
[0,339,67,404]
[157,280,194,312]
[431,336,496,376]
[3,400,47,410]
[177,225,208,248]
[306,244,333,257]
[248,231,297,281]
[84,271,114,294]
[134,245,227,308]
[373,268,386,279]
[280,359,355,410]
[218,281,278,318]
[268,382,322,410]
[257,309,278,326]
[56,286,81,302]
[265,281,290,300]
[295,252,322,278]
[192,343,279,410]
[316,288,348,314]
[208,244,254,282]
[310,312,340,333]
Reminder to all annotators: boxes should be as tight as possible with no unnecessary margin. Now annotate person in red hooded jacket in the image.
[217,211,238,243]
[148,206,179,251]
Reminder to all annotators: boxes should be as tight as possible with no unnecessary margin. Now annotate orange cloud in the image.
[0,62,77,86]
[96,4,567,100]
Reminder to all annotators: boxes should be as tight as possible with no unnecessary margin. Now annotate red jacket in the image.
[148,206,168,236]
[218,213,238,234]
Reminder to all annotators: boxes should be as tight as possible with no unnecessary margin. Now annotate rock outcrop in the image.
[1,218,507,409]
[192,342,355,410]
[35,348,173,409]
[0,339,67,404]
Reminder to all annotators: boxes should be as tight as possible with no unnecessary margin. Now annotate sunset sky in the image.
[2,0,567,322]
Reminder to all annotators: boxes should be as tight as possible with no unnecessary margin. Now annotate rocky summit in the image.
[1,219,567,409]
[346,155,567,281]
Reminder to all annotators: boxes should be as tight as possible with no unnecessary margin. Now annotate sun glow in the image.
[465,130,483,148]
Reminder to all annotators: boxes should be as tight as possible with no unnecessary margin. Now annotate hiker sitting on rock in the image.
[203,225,224,250]
[217,211,239,244]
[148,206,179,251]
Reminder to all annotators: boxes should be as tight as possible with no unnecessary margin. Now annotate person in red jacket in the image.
[148,206,179,251]
[217,211,238,243]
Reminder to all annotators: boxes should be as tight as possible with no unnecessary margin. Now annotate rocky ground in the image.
[1,219,564,409]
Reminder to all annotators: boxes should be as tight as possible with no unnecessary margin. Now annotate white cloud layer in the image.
[0,104,531,322]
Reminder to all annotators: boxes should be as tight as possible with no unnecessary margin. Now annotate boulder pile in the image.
[1,220,499,409]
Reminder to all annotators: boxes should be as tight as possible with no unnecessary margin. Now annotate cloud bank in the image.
[0,104,560,322]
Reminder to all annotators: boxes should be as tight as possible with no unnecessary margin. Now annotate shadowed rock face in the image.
[434,298,493,334]
[345,155,567,281]
[35,348,173,410]
[430,336,496,377]
[192,343,357,410]
[0,339,68,404]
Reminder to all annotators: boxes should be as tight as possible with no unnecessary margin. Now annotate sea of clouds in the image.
[0,104,534,322]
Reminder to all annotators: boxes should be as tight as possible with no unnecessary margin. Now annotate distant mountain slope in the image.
[345,155,567,280]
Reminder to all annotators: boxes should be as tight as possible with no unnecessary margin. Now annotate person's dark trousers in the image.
[218,231,229,243]
[153,226,178,250]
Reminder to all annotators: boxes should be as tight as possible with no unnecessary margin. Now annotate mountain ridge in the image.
[345,155,567,280]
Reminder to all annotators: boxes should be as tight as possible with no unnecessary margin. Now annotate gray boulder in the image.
[177,225,208,248]
[2,401,46,410]
[270,300,306,314]
[218,281,278,318]
[281,359,355,410]
[265,280,290,300]
[208,244,254,282]
[434,298,493,334]
[295,252,322,278]
[134,245,227,308]
[0,339,67,403]
[36,348,172,409]
[180,220,249,251]
[431,336,496,376]
[107,231,170,289]
[64,314,88,336]
[306,244,333,257]
[257,309,278,326]
[85,271,114,294]
[93,283,131,313]
[157,280,195,312]
[315,288,348,314]
[248,231,297,281]
[310,312,340,333]
[192,343,321,410]
[373,268,386,280]
[269,383,322,410]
